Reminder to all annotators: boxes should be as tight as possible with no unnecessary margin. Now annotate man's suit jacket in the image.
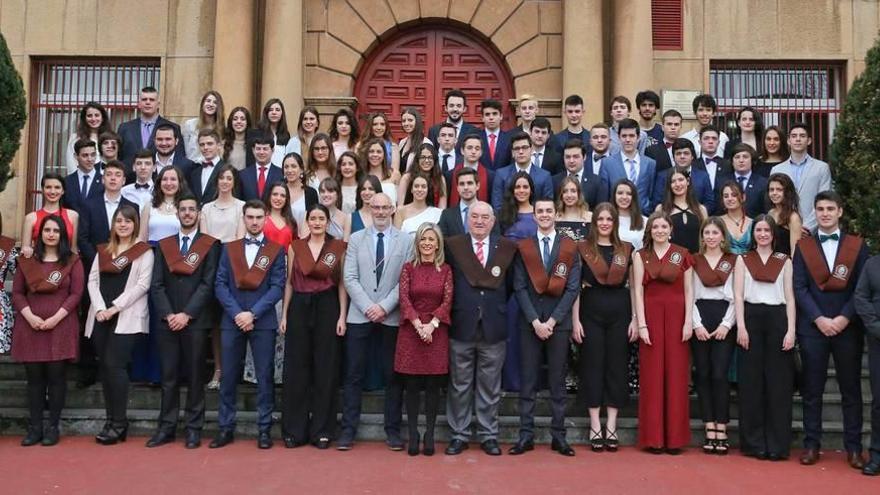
[446,233,514,343]
[239,164,283,201]
[651,163,715,213]
[645,142,674,174]
[552,168,605,209]
[62,166,104,212]
[490,164,554,212]
[535,146,564,176]
[157,154,197,184]
[117,116,185,166]
[77,194,140,269]
[479,129,512,171]
[599,153,656,213]
[513,235,581,331]
[793,232,869,335]
[770,156,833,230]
[715,172,769,218]
[214,239,286,331]
[188,160,225,204]
[343,225,409,326]
[151,232,222,329]
[428,121,479,151]
[445,162,495,207]
[437,205,501,238]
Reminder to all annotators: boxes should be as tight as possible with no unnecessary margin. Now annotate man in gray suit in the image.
[770,123,833,230]
[338,193,407,451]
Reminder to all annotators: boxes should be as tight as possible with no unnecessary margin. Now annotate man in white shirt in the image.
[682,93,730,157]
[154,124,195,178]
[608,96,649,154]
[436,124,459,175]
[698,125,732,192]
[770,123,833,230]
[189,129,223,204]
[588,124,612,176]
[62,139,104,211]
[121,150,156,209]
[529,118,563,176]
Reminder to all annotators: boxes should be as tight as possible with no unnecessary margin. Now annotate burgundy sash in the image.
[158,234,218,276]
[693,253,737,287]
[518,237,578,297]
[291,238,347,284]
[742,251,788,283]
[639,245,688,284]
[577,241,632,286]
[18,255,79,294]
[227,239,283,290]
[446,235,517,289]
[797,235,862,291]
[98,242,151,274]
[0,235,14,267]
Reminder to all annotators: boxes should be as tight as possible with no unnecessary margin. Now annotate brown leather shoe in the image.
[847,451,865,470]
[800,448,820,465]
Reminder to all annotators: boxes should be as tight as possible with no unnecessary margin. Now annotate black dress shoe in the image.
[551,438,576,457]
[847,451,866,470]
[21,426,42,447]
[445,439,469,455]
[185,430,201,449]
[257,432,273,449]
[41,425,59,446]
[862,459,880,476]
[313,438,331,450]
[646,447,665,455]
[665,448,683,455]
[284,436,307,449]
[386,435,405,451]
[766,453,787,462]
[508,439,535,455]
[480,439,502,456]
[146,431,175,448]
[95,425,128,445]
[209,430,234,449]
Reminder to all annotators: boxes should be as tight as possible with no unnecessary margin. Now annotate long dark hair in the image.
[152,166,189,208]
[35,214,73,265]
[767,173,800,229]
[760,125,789,161]
[403,172,435,206]
[210,163,241,200]
[306,133,337,184]
[360,137,391,180]
[355,174,383,211]
[76,102,111,139]
[259,98,291,145]
[304,203,334,240]
[583,202,624,260]
[612,179,644,231]
[261,182,297,230]
[223,106,253,161]
[661,166,704,224]
[334,151,365,185]
[734,106,765,155]
[405,142,445,201]
[329,108,360,149]
[500,171,535,230]
[748,214,777,251]
[297,106,320,148]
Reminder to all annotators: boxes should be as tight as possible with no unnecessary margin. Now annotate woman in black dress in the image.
[657,166,707,254]
[766,173,802,256]
[756,125,789,178]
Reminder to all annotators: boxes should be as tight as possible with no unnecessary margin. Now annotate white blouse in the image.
[693,263,736,329]
[618,214,646,250]
[741,255,789,305]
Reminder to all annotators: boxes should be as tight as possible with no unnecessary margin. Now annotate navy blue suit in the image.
[214,240,286,433]
[645,142,675,174]
[188,160,225,204]
[717,172,769,218]
[793,233,869,453]
[162,154,197,184]
[599,153,656,213]
[652,164,715,213]
[490,164,554,213]
[117,116,185,166]
[702,157,734,215]
[479,129,512,171]
[552,168,605,209]
[239,164,283,201]
[428,121,479,152]
[62,166,104,212]
[77,194,139,270]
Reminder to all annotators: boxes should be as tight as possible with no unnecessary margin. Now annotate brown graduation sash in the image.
[742,250,788,283]
[693,253,737,287]
[0,235,14,267]
[639,244,688,284]
[797,235,862,291]
[291,238,347,284]
[18,255,79,294]
[158,234,218,276]
[577,241,632,286]
[98,242,151,274]
[227,239,283,290]
[446,235,517,290]
[518,236,577,297]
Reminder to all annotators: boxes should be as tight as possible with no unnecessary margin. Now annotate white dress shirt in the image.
[591,152,607,176]
[156,152,176,169]
[532,147,545,169]
[471,234,488,267]
[742,255,788,305]
[536,230,557,265]
[200,156,220,192]
[179,229,198,253]
[245,233,265,267]
[103,193,121,228]
[439,149,458,174]
[621,151,641,181]
[76,167,98,196]
[703,155,719,188]
[692,260,736,329]
[820,228,841,272]
[121,180,154,210]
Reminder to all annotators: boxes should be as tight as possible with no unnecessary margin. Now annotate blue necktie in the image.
[462,206,469,233]
[626,159,637,182]
[180,235,190,255]
[542,236,551,271]
[375,232,385,283]
[81,174,90,198]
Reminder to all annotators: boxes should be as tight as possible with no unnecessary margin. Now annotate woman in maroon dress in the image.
[633,211,694,454]
[395,221,453,456]
[12,214,84,446]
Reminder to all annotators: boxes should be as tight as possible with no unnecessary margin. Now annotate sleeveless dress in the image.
[670,205,700,254]
[502,213,538,392]
[31,208,75,242]
[726,224,753,255]
[400,207,443,235]
[201,199,245,243]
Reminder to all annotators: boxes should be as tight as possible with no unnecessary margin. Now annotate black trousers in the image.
[519,325,569,442]
[403,374,445,439]
[156,324,208,433]
[578,288,631,408]
[92,330,143,427]
[799,324,864,453]
[868,336,880,463]
[281,289,341,442]
[690,299,736,423]
[24,361,67,428]
[739,303,793,457]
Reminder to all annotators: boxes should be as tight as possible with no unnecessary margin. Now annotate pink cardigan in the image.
[85,250,154,337]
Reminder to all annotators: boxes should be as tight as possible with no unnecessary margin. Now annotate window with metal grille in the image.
[27,58,161,206]
[710,62,843,162]
[652,0,683,50]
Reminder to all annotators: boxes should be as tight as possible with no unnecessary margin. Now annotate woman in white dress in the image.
[394,173,442,235]
[335,151,363,215]
[361,138,398,205]
[329,108,359,158]
[65,102,111,174]
[613,179,647,250]
[222,106,253,171]
[295,106,320,158]
[317,177,346,239]
[282,152,318,239]
[182,90,225,162]
[305,133,336,190]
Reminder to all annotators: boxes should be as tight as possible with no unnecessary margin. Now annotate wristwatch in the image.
[430,318,439,329]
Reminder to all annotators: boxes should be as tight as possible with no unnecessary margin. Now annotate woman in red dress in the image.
[13,214,84,446]
[395,221,453,456]
[20,173,78,258]
[633,211,694,454]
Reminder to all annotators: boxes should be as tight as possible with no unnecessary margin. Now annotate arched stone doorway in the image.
[354,26,516,139]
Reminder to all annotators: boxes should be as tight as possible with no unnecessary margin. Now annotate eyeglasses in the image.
[370,205,393,211]
[418,156,434,162]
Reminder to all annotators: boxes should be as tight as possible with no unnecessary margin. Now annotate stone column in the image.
[261,0,303,112]
[212,0,256,109]
[611,0,654,103]
[563,0,605,126]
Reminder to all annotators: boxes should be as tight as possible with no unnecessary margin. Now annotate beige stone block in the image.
[420,0,449,19]
[163,57,214,117]
[653,59,706,94]
[851,60,866,84]
[0,175,25,239]
[514,68,562,99]
[304,32,319,65]
[506,36,547,77]
[448,0,479,23]
[319,33,362,76]
[327,0,376,53]
[60,0,98,53]
[539,0,562,34]
[305,66,354,97]
[852,0,879,59]
[167,0,216,56]
[348,0,395,36]
[24,0,65,52]
[97,0,169,54]
[304,0,327,31]
[1,0,27,54]
[702,0,778,57]
[779,0,841,54]
[655,0,704,60]
[547,34,562,68]
[471,0,521,37]
[492,1,540,54]
[386,0,420,24]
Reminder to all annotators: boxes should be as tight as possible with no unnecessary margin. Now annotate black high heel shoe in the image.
[714,428,729,455]
[589,428,605,452]
[703,427,717,454]
[605,428,619,452]
[96,424,128,445]
[408,432,420,456]
[423,430,435,456]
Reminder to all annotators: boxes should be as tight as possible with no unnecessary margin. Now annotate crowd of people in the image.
[1,85,879,476]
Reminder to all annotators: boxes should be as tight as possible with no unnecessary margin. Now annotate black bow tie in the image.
[134,183,150,190]
[593,154,605,162]
[202,161,214,168]
[245,238,262,246]
[705,156,716,164]
[819,233,839,243]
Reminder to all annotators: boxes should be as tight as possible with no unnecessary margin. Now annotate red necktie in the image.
[664,141,673,149]
[489,133,497,161]
[475,241,485,266]
[257,166,267,198]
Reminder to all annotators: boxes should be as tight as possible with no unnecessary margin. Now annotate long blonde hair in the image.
[411,222,445,269]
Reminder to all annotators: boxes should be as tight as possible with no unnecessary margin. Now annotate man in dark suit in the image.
[427,89,478,150]
[529,118,564,176]
[552,138,604,208]
[77,160,139,270]
[444,201,516,456]
[510,198,581,457]
[723,143,769,217]
[586,123,612,176]
[491,132,554,212]
[436,123,461,176]
[147,193,221,449]
[794,191,869,469]
[211,199,286,450]
[117,86,185,166]
[188,128,224,204]
[478,99,511,171]
[240,135,282,201]
[645,109,683,175]
[446,134,494,207]
[652,138,715,212]
[438,168,500,238]
[62,138,104,212]
[698,125,734,215]
[153,124,196,179]
[854,251,880,475]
